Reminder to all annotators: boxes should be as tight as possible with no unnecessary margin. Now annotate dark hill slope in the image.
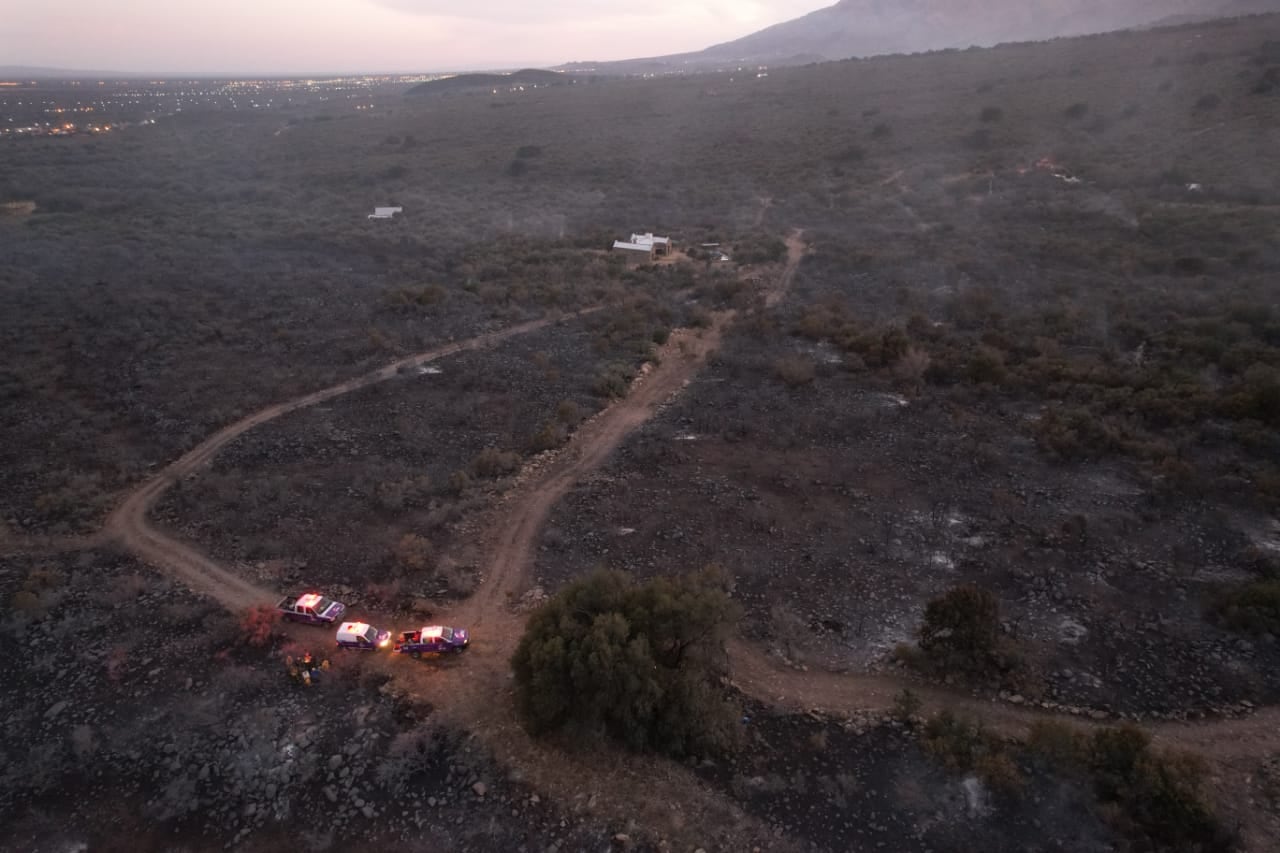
[565,0,1280,73]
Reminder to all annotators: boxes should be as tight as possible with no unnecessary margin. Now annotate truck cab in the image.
[277,593,346,625]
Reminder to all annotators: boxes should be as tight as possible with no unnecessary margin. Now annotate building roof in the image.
[629,232,670,246]
[613,240,653,252]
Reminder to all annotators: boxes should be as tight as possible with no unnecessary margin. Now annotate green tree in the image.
[511,568,741,757]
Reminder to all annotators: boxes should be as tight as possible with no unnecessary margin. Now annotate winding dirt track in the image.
[74,235,1280,847]
[100,311,594,608]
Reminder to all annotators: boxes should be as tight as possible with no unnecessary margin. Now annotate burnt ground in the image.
[154,306,684,608]
[697,703,1113,853]
[0,546,1123,853]
[532,315,1280,717]
[0,549,660,853]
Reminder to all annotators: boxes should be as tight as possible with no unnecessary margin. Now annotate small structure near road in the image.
[368,206,403,220]
[611,232,672,265]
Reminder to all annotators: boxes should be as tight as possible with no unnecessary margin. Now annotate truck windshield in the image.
[438,627,453,641]
[314,597,334,612]
[362,626,378,642]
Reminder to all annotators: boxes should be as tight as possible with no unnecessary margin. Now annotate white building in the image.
[368,206,404,220]
[612,232,672,265]
[629,232,671,255]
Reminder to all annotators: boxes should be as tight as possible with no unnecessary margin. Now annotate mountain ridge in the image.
[562,0,1280,74]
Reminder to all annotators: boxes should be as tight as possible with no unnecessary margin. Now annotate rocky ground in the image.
[532,316,1280,717]
[1,546,1132,853]
[0,550,659,852]
[698,702,1114,853]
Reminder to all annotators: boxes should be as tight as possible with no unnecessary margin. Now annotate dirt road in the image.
[101,310,594,610]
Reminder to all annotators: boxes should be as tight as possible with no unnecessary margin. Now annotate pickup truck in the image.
[393,625,470,658]
[277,593,346,625]
[335,621,392,650]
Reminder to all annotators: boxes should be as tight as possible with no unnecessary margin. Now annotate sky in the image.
[1,0,834,73]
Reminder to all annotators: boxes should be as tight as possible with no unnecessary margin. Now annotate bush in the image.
[471,447,521,478]
[510,567,741,757]
[967,345,1007,385]
[1206,580,1280,635]
[447,469,471,495]
[393,532,434,572]
[1088,726,1232,852]
[239,605,279,648]
[530,421,567,452]
[979,106,1004,122]
[922,711,1025,795]
[1027,720,1086,767]
[891,688,923,722]
[555,398,582,425]
[917,585,1001,673]
[10,589,42,616]
[1026,721,1233,851]
[774,355,816,387]
[592,363,634,398]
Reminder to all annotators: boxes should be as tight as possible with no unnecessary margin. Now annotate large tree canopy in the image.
[511,568,741,757]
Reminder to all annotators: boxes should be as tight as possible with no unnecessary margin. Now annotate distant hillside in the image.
[565,0,1280,74]
[406,68,575,96]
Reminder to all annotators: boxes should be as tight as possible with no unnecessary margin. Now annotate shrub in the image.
[870,122,893,139]
[922,711,1025,794]
[1206,580,1280,635]
[530,421,567,452]
[510,567,741,757]
[393,533,434,572]
[592,363,634,398]
[891,688,923,722]
[1064,102,1089,120]
[979,106,1004,122]
[555,398,582,425]
[10,590,42,616]
[917,585,1000,672]
[471,447,521,478]
[239,605,279,648]
[447,469,471,495]
[1087,726,1231,852]
[967,345,1007,385]
[774,355,816,387]
[1027,720,1086,767]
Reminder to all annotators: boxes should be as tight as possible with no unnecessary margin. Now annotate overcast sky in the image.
[2,0,834,73]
